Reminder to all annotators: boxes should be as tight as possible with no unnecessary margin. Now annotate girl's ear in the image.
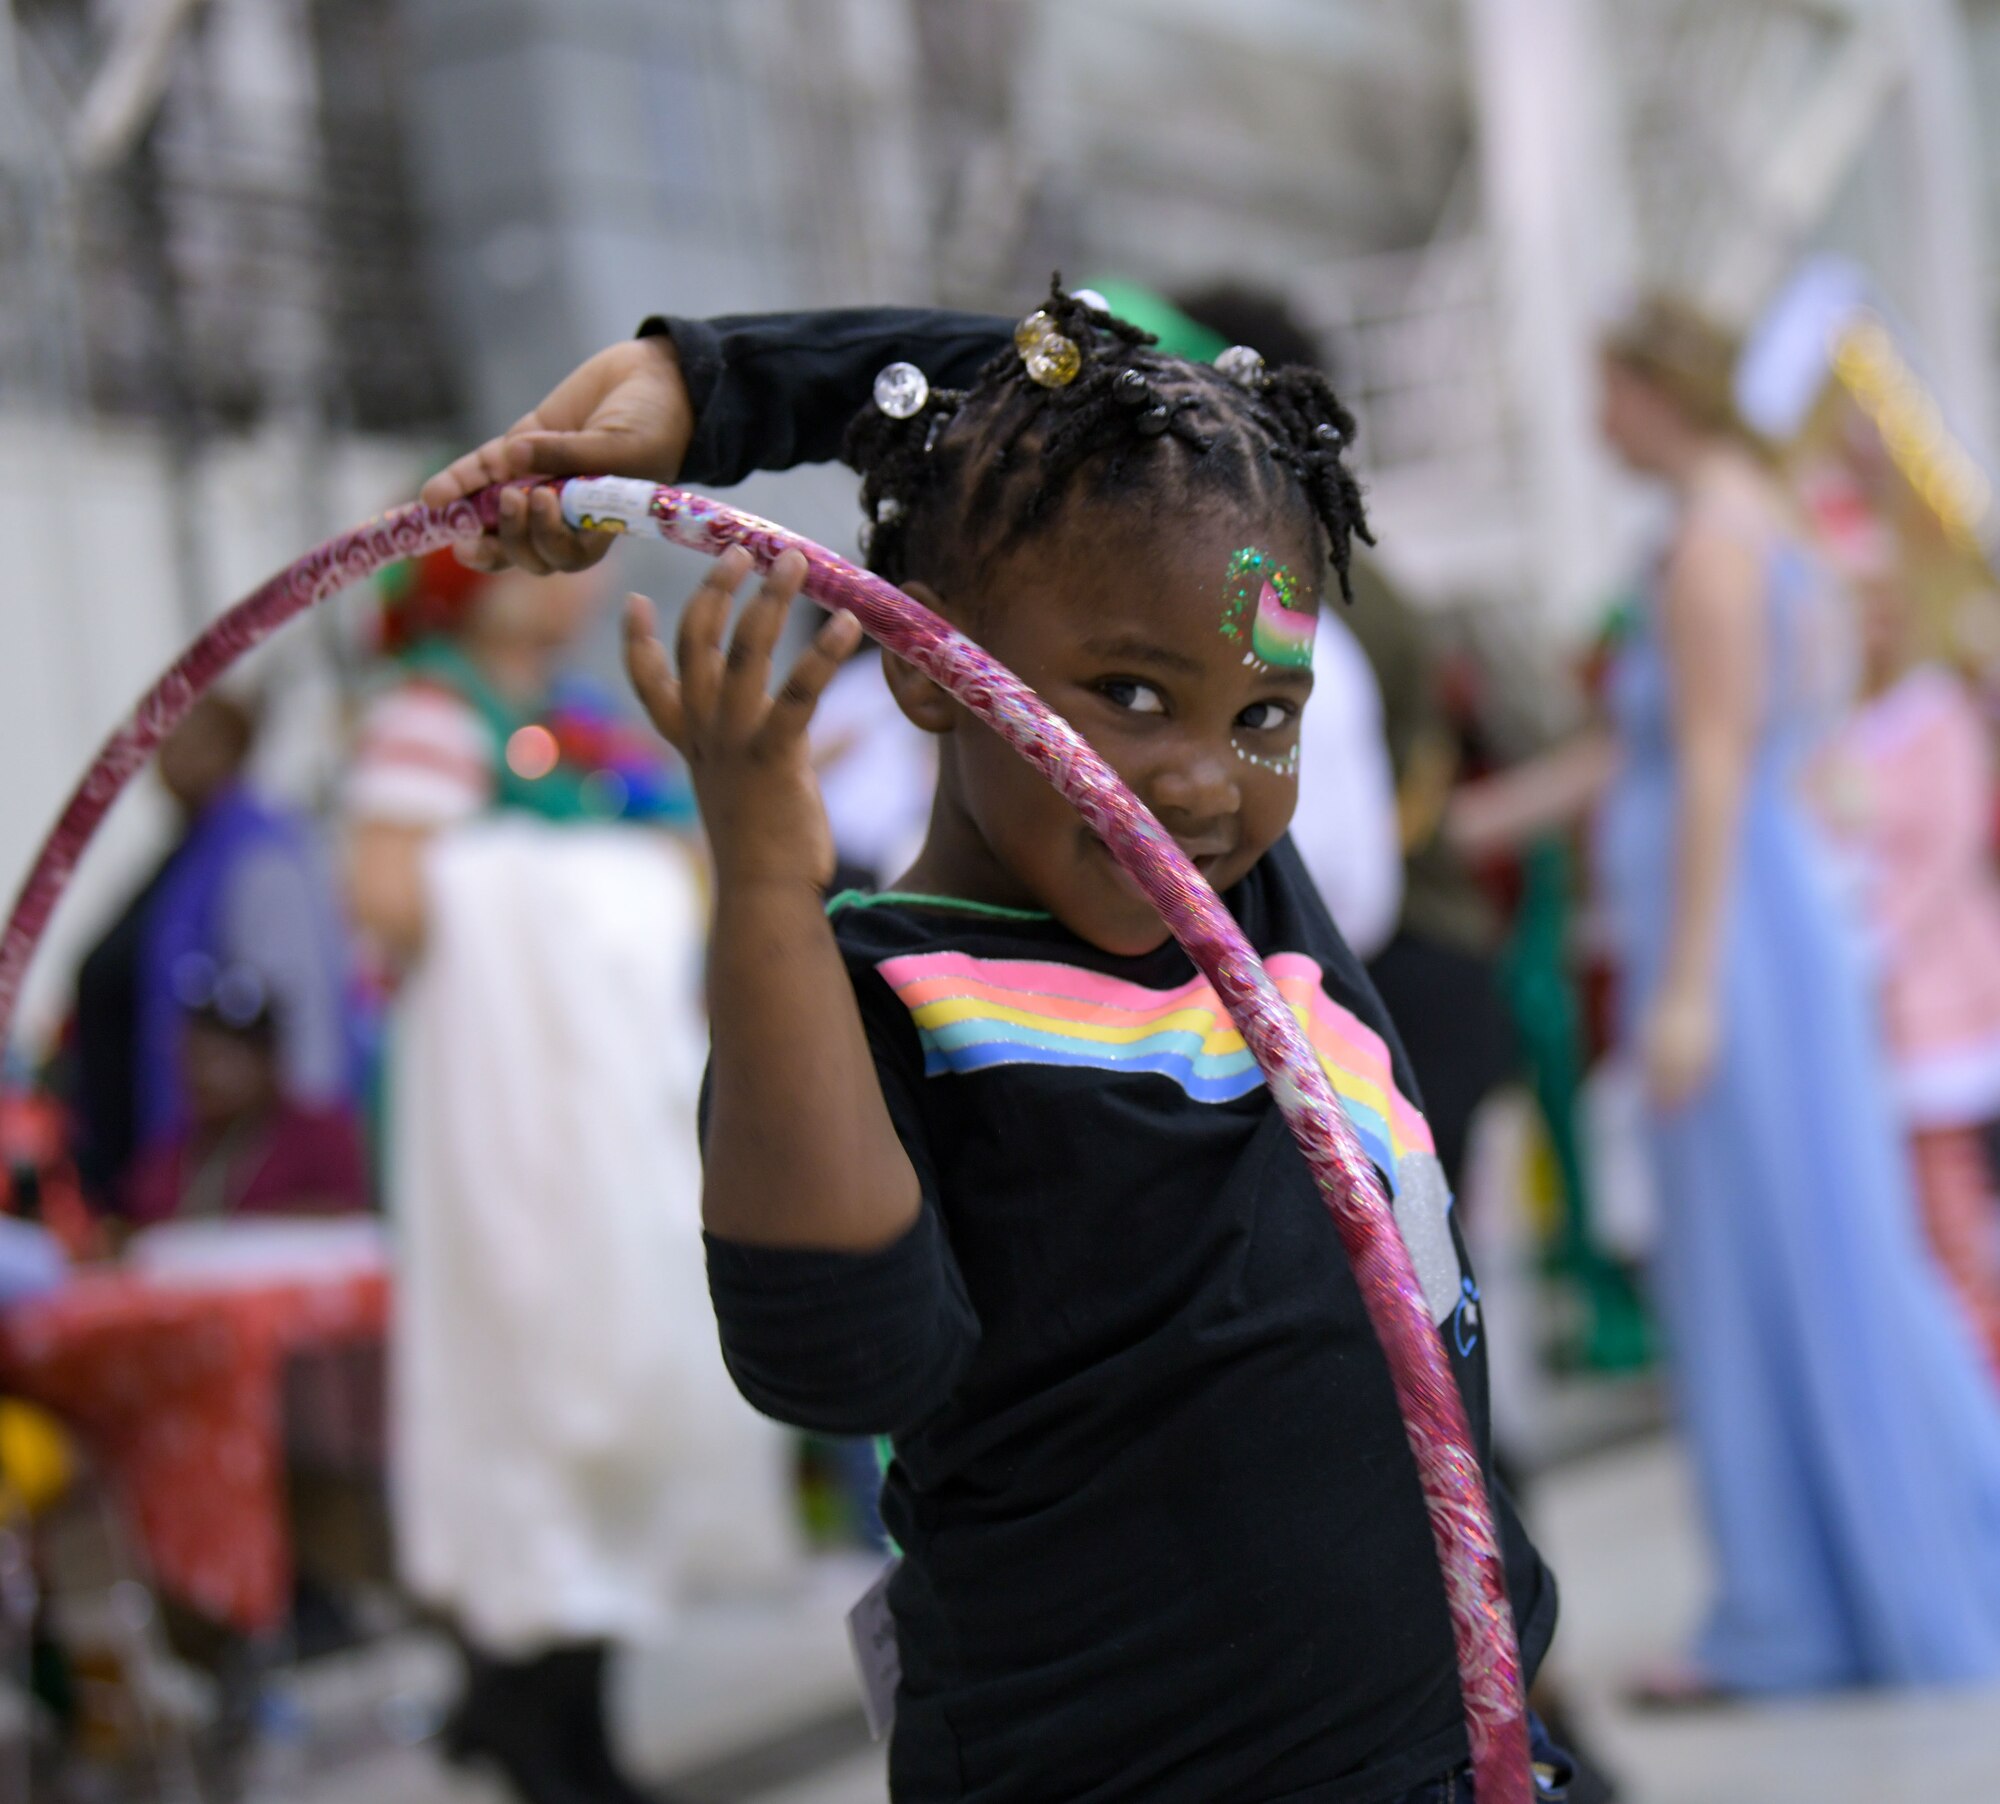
[883,581,961,735]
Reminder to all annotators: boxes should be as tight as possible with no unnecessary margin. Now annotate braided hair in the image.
[842,276,1373,611]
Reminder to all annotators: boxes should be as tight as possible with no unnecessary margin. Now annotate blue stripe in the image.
[917,1031,1400,1179]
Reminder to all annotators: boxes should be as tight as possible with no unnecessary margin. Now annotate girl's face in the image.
[1598,354,1686,475]
[901,507,1321,956]
[469,567,604,654]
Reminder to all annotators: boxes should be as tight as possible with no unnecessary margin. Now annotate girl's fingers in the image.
[420,435,515,509]
[719,550,809,733]
[526,485,614,573]
[496,487,555,577]
[764,610,865,744]
[677,547,751,723]
[622,594,687,750]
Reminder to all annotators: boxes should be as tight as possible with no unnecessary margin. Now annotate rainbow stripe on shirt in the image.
[875,949,1434,1193]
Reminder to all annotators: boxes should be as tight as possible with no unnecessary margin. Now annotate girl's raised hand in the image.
[623,548,862,893]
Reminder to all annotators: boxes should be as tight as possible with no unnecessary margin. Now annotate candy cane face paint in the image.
[1217,546,1314,772]
[1218,547,1315,674]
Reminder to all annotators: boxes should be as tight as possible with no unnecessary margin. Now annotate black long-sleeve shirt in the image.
[668,307,1555,1803]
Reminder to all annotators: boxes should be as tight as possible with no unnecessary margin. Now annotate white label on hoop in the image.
[560,476,659,536]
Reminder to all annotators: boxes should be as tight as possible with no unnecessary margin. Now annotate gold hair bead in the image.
[1025,334,1081,388]
[1014,310,1056,355]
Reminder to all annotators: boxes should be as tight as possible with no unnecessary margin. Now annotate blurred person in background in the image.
[71,694,356,1211]
[120,964,370,1227]
[1464,296,2000,1699]
[1819,562,2000,1375]
[343,550,793,1804]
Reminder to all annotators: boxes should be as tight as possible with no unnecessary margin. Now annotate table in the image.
[0,1266,389,1634]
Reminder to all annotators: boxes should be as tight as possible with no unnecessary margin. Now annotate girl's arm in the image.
[422,309,1012,577]
[1445,729,1622,862]
[1647,511,1766,1106]
[624,547,920,1251]
[344,820,432,965]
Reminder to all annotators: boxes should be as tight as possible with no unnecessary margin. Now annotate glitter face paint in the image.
[1218,547,1315,672]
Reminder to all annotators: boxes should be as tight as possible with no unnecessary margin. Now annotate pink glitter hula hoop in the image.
[0,477,1532,1797]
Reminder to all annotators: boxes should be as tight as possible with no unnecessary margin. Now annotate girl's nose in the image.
[1148,747,1242,826]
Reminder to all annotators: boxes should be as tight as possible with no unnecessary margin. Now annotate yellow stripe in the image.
[1312,1053,1404,1146]
[910,995,1240,1053]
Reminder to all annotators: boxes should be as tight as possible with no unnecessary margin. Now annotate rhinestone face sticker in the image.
[1217,548,1314,672]
[1231,737,1301,777]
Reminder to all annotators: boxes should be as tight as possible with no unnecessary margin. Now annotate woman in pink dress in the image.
[1829,573,2000,1374]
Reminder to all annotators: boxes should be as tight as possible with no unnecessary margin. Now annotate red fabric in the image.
[1910,1127,2000,1380]
[121,1105,371,1228]
[1,1088,105,1258]
[377,547,492,654]
[0,1268,388,1632]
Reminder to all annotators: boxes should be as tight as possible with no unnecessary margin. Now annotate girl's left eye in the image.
[1100,679,1167,715]
[1237,700,1296,732]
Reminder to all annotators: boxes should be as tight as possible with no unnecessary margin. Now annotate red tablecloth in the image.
[0,1267,389,1634]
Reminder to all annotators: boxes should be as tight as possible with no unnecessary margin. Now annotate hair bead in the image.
[872,361,929,419]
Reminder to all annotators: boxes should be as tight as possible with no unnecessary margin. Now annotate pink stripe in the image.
[888,972,1223,1028]
[1276,971,1435,1153]
[879,949,1215,1012]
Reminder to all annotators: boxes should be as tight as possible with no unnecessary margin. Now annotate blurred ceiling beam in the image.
[1770,0,1873,19]
[70,0,215,174]
[1699,13,1900,319]
[1466,0,1627,629]
[1078,0,1461,99]
[1886,0,1995,459]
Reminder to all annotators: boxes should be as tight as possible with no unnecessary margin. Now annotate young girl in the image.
[1825,570,2000,1376]
[617,289,1560,1803]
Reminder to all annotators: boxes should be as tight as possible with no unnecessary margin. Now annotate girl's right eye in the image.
[1099,679,1167,715]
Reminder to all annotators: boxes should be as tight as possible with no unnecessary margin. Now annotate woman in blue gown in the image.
[1593,300,2000,1694]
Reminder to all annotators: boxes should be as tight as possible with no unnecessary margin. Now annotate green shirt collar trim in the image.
[825,888,1053,922]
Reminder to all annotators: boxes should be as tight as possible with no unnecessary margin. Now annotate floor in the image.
[9,1422,1976,1804]
[1531,1438,2000,1804]
[226,1430,2000,1804]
